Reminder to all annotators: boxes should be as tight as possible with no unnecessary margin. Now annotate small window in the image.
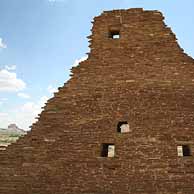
[101,144,115,157]
[117,121,130,133]
[109,30,120,39]
[177,145,191,157]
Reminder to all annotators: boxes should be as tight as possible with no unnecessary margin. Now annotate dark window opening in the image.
[183,145,191,156]
[177,145,192,157]
[109,30,120,39]
[101,143,115,157]
[117,121,129,133]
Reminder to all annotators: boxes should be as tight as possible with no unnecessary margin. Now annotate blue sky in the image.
[0,0,194,130]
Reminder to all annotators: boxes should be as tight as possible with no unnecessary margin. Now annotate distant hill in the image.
[0,124,26,150]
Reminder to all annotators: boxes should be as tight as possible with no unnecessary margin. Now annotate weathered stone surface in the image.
[1,8,194,194]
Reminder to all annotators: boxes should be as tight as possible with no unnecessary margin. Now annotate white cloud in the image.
[39,96,49,105]
[0,98,8,101]
[5,65,16,71]
[0,98,7,106]
[0,38,7,49]
[18,96,49,130]
[47,85,58,94]
[0,112,8,117]
[0,96,49,131]
[21,102,40,115]
[72,56,88,67]
[0,69,26,92]
[17,92,30,99]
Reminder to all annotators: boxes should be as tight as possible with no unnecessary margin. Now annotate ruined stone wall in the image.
[1,8,194,194]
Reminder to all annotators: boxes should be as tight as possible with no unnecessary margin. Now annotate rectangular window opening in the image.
[117,121,130,133]
[177,145,192,157]
[109,30,120,39]
[101,143,115,157]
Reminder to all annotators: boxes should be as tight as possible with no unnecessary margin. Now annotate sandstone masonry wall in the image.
[0,8,194,194]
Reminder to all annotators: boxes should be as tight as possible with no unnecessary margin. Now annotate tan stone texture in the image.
[1,8,194,194]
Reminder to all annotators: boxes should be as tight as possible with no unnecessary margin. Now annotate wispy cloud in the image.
[47,85,58,94]
[48,0,67,2]
[0,69,26,92]
[72,56,88,67]
[0,38,7,49]
[17,92,30,99]
[5,65,16,71]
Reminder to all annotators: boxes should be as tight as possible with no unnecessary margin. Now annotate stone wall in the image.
[0,8,194,194]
